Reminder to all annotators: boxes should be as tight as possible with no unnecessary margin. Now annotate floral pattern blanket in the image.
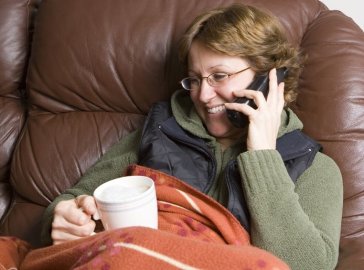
[0,165,289,270]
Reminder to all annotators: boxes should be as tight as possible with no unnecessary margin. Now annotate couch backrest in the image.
[0,0,363,268]
[0,0,38,224]
[291,8,364,269]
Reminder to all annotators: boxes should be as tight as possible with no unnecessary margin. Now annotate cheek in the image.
[189,92,200,105]
[189,93,203,114]
[227,75,255,97]
[223,89,236,101]
[216,86,236,102]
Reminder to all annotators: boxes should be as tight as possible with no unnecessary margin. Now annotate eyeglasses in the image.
[180,66,251,91]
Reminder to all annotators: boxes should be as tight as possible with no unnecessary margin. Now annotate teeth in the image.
[207,105,225,114]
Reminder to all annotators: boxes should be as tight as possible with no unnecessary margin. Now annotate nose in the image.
[198,78,216,102]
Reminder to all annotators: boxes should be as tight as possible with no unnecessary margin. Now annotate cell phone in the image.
[226,67,288,128]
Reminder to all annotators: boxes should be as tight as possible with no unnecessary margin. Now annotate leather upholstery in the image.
[0,0,363,268]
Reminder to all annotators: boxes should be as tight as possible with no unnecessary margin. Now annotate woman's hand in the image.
[226,68,285,150]
[51,195,99,245]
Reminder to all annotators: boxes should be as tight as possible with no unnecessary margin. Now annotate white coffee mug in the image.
[93,176,158,230]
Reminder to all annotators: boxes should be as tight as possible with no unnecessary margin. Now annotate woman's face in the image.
[187,40,255,146]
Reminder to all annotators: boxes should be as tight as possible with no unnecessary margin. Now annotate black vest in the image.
[138,102,321,231]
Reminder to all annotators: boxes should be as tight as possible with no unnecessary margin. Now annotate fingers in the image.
[266,68,285,110]
[57,198,90,226]
[51,197,97,245]
[226,68,285,151]
[76,195,100,220]
[227,68,285,113]
[224,98,255,115]
[224,89,267,122]
[52,218,96,245]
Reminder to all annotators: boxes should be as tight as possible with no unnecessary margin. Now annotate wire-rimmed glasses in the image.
[180,66,251,91]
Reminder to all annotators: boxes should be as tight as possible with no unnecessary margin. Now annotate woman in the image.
[42,4,343,270]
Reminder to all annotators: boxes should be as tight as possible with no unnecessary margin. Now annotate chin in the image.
[206,123,233,138]
[206,119,244,139]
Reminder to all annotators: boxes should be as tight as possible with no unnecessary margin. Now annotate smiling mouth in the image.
[207,105,226,114]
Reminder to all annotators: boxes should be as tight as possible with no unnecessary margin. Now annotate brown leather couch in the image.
[1,0,363,269]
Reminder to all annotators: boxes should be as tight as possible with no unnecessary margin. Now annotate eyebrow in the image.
[187,64,233,74]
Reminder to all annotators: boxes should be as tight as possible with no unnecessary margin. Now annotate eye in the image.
[189,77,200,86]
[210,73,228,82]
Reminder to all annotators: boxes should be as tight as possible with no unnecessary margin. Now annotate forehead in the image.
[188,41,248,72]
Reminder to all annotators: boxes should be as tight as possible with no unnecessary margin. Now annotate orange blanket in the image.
[1,165,289,270]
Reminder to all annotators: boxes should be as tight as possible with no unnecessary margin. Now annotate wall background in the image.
[320,0,363,30]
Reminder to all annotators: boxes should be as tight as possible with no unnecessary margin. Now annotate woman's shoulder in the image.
[312,151,341,174]
[297,151,343,190]
[100,128,143,159]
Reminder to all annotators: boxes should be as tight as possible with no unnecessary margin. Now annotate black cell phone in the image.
[226,67,288,128]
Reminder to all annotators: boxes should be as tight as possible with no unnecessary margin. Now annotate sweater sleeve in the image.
[40,129,142,246]
[237,150,343,270]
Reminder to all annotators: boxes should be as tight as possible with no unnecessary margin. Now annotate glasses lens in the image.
[181,77,199,90]
[208,73,228,85]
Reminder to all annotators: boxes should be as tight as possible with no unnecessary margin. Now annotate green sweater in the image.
[41,90,343,270]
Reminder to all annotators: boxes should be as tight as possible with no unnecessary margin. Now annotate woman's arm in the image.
[238,150,343,270]
[41,129,142,245]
